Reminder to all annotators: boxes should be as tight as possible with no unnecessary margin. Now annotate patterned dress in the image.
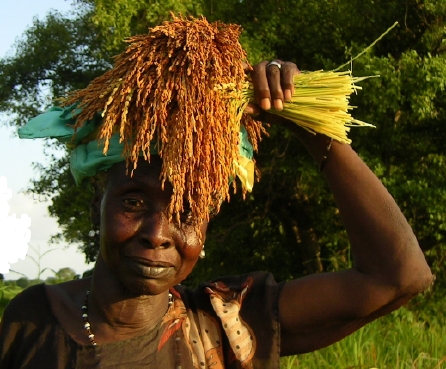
[0,272,283,369]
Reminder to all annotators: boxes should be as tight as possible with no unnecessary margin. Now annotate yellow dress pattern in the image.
[159,277,256,369]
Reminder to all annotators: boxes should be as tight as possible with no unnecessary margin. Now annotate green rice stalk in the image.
[242,70,375,144]
[240,22,400,144]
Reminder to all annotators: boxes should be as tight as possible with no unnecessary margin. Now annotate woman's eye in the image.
[179,203,194,223]
[123,198,144,208]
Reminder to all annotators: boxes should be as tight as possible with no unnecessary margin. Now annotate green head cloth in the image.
[18,104,255,190]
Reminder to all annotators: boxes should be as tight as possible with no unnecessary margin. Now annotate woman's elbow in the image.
[396,258,434,298]
[396,233,434,295]
[411,264,434,294]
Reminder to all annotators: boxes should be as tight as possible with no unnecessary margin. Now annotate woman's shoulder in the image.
[1,283,55,347]
[1,283,82,369]
[44,277,90,307]
[3,278,90,326]
[3,284,48,319]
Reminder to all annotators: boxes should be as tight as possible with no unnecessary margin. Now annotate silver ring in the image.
[267,61,282,69]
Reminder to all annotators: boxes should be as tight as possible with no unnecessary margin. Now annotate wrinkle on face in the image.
[94,157,208,295]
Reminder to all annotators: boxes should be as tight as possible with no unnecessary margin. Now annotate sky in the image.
[0,0,95,279]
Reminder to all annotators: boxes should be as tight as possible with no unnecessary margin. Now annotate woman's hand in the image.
[244,60,330,161]
[244,60,298,118]
[246,61,433,357]
[245,60,334,166]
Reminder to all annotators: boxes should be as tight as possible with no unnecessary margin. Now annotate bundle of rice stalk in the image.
[243,70,374,144]
[61,14,372,226]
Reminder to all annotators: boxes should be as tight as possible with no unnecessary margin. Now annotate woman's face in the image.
[95,157,208,295]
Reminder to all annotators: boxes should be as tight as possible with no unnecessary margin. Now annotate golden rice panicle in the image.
[62,15,265,228]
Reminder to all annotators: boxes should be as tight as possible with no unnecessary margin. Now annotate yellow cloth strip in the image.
[234,156,255,192]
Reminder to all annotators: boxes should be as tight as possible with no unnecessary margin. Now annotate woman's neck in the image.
[87,256,171,344]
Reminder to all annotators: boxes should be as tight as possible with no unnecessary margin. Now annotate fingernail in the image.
[284,89,292,102]
[244,105,259,116]
[273,99,283,111]
[244,106,254,115]
[261,98,271,110]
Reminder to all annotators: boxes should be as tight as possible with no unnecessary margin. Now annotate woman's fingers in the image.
[244,103,260,116]
[250,60,299,111]
[251,61,273,110]
[281,61,298,101]
[266,61,284,110]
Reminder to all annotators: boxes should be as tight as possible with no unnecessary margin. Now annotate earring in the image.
[199,245,205,259]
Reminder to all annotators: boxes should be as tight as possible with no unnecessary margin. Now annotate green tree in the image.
[0,7,110,126]
[1,0,445,293]
[15,277,29,289]
[45,267,78,284]
[81,0,203,52]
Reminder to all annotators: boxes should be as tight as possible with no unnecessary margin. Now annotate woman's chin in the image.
[117,271,176,296]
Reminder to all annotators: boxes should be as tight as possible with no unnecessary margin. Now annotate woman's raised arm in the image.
[248,60,434,355]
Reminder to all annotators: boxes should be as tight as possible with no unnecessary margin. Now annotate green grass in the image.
[281,308,446,369]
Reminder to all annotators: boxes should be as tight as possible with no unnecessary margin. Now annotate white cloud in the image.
[2,188,94,280]
[0,177,31,273]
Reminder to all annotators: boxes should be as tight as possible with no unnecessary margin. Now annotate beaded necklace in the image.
[81,290,174,346]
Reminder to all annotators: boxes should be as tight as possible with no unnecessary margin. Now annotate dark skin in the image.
[47,157,207,345]
[46,60,433,353]
[249,60,433,354]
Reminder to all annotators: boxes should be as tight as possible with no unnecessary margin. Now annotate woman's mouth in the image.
[125,257,174,278]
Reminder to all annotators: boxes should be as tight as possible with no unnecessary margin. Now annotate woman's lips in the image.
[124,257,174,278]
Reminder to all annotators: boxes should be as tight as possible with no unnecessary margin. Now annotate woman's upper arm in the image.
[278,268,421,355]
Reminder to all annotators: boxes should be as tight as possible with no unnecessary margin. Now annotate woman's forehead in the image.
[107,157,165,187]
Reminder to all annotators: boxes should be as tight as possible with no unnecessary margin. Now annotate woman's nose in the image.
[138,213,174,249]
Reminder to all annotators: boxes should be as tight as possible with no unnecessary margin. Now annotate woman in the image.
[0,57,433,368]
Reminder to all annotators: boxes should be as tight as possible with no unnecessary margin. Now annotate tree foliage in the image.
[1,0,445,292]
[0,7,110,126]
[79,0,203,52]
[29,147,100,263]
[45,267,78,284]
